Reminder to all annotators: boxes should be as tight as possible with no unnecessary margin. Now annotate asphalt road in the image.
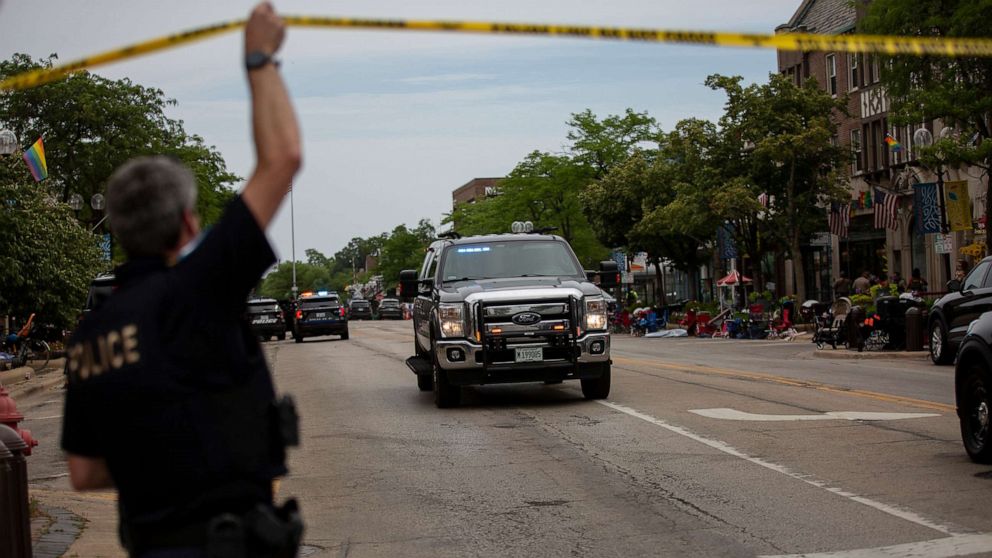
[268,321,992,557]
[14,320,992,557]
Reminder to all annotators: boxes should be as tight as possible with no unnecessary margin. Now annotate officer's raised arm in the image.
[240,2,302,229]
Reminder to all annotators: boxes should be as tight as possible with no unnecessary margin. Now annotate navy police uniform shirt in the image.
[61,196,286,538]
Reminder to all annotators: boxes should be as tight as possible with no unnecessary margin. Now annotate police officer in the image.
[61,4,303,557]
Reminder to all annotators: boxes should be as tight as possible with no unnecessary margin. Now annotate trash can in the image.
[905,307,923,352]
[0,426,29,558]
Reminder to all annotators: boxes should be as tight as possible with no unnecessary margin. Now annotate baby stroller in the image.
[812,297,851,349]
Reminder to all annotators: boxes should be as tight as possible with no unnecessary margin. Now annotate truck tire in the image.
[581,363,611,400]
[433,355,461,408]
[341,329,350,340]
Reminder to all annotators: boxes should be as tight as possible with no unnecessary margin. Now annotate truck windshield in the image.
[441,240,584,282]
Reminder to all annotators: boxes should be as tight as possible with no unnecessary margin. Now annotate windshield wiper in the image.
[444,276,493,283]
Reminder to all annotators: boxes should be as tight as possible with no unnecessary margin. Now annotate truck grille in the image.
[472,297,578,365]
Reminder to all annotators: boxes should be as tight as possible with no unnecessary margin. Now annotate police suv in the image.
[401,223,617,408]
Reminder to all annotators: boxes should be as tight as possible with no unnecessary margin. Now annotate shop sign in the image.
[934,233,952,255]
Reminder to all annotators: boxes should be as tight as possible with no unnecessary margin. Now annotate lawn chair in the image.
[813,297,851,349]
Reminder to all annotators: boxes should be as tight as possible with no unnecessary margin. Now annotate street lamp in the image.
[0,130,17,156]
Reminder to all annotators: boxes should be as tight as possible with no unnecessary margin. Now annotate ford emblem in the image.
[512,312,541,325]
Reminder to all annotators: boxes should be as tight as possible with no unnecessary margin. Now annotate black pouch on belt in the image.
[207,513,246,558]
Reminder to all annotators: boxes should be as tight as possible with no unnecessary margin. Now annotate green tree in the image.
[257,261,332,300]
[0,54,238,238]
[706,74,848,301]
[860,1,992,251]
[567,108,661,177]
[0,158,103,328]
[378,219,436,285]
[446,152,609,267]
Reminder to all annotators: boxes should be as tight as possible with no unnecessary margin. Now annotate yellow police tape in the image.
[4,15,992,91]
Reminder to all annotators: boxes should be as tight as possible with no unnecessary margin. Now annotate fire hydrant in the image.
[0,386,38,456]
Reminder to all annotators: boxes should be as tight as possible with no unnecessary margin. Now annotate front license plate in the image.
[514,347,543,363]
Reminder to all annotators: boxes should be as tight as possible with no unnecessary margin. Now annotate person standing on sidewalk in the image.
[60,4,303,557]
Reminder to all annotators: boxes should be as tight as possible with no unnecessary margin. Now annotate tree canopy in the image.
[861,0,992,250]
[0,53,241,326]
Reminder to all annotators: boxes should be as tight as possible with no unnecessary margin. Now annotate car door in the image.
[414,246,438,350]
[946,260,992,346]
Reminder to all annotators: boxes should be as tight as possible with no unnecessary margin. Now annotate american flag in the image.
[874,188,899,230]
[829,203,850,238]
[758,192,769,207]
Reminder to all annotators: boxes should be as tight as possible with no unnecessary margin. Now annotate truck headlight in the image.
[439,303,465,338]
[585,297,608,331]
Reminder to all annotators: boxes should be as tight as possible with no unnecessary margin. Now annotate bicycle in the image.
[2,324,52,373]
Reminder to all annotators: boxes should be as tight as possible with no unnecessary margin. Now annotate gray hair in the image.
[107,156,197,258]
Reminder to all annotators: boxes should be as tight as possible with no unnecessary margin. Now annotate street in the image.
[16,321,992,557]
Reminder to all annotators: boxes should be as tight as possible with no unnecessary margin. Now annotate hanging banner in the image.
[944,180,972,232]
[718,223,737,260]
[611,250,632,284]
[914,182,941,234]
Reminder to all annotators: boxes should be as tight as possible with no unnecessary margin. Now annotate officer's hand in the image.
[245,2,285,57]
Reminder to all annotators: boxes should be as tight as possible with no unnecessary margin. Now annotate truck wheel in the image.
[960,362,992,463]
[581,363,611,400]
[433,357,461,408]
[341,330,350,340]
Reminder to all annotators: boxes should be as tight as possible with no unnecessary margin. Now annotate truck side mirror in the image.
[399,270,419,299]
[598,261,619,289]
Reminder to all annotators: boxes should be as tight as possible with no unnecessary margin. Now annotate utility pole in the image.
[290,183,298,299]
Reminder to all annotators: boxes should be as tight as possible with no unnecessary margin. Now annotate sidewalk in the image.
[1,360,127,557]
[812,348,930,359]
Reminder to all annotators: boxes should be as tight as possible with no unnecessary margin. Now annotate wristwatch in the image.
[245,51,277,71]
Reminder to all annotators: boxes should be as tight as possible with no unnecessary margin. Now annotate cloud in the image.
[395,73,498,85]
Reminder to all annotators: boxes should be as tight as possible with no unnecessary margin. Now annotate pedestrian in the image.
[890,271,905,293]
[832,270,851,299]
[61,4,304,557]
[907,267,928,293]
[852,270,871,294]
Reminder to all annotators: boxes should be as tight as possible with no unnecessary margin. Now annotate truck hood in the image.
[438,277,602,303]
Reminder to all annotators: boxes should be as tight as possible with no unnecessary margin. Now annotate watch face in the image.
[246,52,268,69]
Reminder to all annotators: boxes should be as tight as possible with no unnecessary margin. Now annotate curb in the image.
[812,349,930,360]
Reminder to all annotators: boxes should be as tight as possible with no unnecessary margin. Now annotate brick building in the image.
[777,0,985,296]
[451,177,503,208]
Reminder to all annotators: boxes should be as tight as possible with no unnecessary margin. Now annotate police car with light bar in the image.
[401,221,617,408]
[293,291,349,342]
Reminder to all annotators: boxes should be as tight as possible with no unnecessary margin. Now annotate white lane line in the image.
[596,401,957,536]
[760,533,992,558]
[690,408,940,422]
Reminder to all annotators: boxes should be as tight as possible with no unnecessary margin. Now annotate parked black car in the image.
[928,256,992,364]
[349,299,373,320]
[953,310,992,462]
[246,297,286,341]
[295,292,349,342]
[377,298,403,320]
[83,274,117,316]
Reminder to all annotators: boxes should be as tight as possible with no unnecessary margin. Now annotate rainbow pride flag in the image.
[22,137,47,181]
[884,133,903,153]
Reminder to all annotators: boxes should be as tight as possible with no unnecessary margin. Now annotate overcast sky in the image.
[0,0,800,262]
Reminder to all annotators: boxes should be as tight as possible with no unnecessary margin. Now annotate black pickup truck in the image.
[401,229,617,408]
